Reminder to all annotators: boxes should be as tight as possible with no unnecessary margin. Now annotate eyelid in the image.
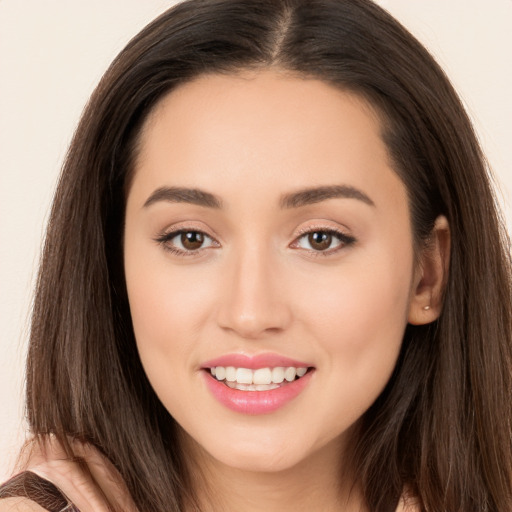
[290,223,356,256]
[154,224,220,257]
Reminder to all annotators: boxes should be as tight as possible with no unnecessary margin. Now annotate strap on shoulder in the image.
[0,471,79,512]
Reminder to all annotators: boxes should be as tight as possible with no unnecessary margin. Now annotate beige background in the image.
[1,0,511,480]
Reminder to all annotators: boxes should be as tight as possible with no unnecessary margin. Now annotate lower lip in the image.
[203,370,313,414]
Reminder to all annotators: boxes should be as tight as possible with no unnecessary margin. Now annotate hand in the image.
[16,436,139,512]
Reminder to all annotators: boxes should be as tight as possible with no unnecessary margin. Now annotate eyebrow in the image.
[143,186,223,209]
[143,184,374,210]
[280,185,375,209]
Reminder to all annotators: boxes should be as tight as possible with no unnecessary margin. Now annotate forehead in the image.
[129,69,405,214]
[140,70,385,157]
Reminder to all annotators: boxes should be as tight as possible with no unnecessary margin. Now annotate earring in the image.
[423,305,431,311]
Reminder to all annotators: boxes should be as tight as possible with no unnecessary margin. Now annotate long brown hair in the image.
[22,0,512,510]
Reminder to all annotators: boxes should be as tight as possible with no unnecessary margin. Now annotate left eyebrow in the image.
[143,186,223,209]
[279,185,375,209]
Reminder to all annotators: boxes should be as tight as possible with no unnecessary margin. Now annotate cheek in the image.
[128,269,210,340]
[124,221,217,345]
[123,238,224,410]
[124,263,204,416]
[297,250,411,334]
[293,244,413,404]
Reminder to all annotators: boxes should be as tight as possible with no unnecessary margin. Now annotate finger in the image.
[20,436,131,512]
[30,461,111,512]
[71,442,138,512]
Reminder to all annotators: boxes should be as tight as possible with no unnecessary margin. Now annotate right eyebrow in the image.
[143,186,223,209]
[279,184,375,209]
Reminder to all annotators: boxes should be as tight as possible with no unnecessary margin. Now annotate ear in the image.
[408,215,451,325]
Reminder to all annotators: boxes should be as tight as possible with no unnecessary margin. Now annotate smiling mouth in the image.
[207,366,312,391]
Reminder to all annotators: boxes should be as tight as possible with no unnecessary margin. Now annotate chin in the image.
[210,444,309,474]
[188,422,329,475]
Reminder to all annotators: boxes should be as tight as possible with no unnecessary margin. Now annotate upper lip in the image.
[201,353,313,370]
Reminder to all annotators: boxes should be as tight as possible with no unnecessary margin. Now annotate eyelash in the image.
[292,227,356,257]
[154,227,356,258]
[155,229,219,257]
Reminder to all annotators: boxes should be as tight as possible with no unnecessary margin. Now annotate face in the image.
[124,70,418,475]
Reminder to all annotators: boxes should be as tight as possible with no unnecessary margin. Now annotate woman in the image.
[1,0,511,510]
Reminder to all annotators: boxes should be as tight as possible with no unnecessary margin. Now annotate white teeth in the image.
[254,383,279,391]
[215,366,226,380]
[210,366,309,387]
[235,367,253,384]
[271,367,285,383]
[225,366,236,382]
[253,367,272,385]
[284,367,296,382]
[296,367,307,377]
[226,381,280,391]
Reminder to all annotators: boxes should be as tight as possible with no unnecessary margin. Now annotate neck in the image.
[182,435,366,512]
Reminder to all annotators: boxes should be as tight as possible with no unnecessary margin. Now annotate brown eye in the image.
[293,228,355,254]
[157,229,217,254]
[307,231,332,251]
[181,231,205,250]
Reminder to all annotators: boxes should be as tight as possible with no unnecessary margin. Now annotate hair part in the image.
[25,1,512,510]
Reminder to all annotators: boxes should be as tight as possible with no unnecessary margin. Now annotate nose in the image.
[216,244,292,339]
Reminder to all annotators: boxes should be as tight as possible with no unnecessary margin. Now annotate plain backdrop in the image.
[1,0,511,480]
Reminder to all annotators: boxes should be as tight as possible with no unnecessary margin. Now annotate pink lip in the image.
[201,353,312,370]
[203,371,313,415]
[201,353,314,415]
